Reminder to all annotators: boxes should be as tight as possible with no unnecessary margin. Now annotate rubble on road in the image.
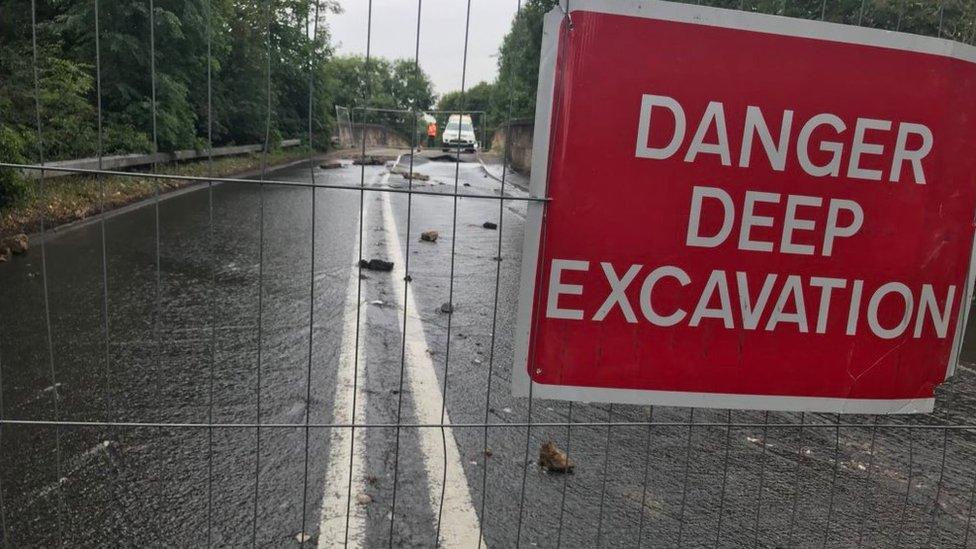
[359,258,394,272]
[3,233,28,254]
[390,165,430,181]
[420,230,439,242]
[353,155,384,166]
[401,172,430,182]
[439,302,454,314]
[539,441,575,473]
[356,493,373,505]
[482,221,498,230]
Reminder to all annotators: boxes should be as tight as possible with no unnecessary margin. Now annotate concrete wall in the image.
[491,119,534,175]
[345,123,410,149]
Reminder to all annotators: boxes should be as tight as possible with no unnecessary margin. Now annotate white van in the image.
[441,114,477,153]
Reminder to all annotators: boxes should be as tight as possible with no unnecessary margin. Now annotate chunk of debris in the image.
[482,221,498,230]
[319,161,343,170]
[294,532,312,543]
[4,234,28,254]
[420,230,439,242]
[539,441,575,473]
[359,258,394,272]
[463,182,471,187]
[439,302,454,314]
[356,493,373,505]
[369,300,385,307]
[353,156,384,166]
[402,172,430,182]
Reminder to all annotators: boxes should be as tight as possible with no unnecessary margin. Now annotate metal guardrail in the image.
[23,139,301,179]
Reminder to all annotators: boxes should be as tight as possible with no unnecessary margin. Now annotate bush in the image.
[0,125,27,209]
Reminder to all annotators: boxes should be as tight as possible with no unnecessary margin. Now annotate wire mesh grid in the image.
[3,0,976,547]
[336,106,355,149]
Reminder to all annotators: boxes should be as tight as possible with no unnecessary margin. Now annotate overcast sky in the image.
[326,0,521,97]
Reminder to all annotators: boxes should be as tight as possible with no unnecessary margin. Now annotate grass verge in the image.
[0,149,310,240]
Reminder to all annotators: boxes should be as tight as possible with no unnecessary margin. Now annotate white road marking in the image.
[378,187,486,548]
[318,166,392,548]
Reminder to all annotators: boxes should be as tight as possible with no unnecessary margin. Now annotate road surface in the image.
[2,150,976,547]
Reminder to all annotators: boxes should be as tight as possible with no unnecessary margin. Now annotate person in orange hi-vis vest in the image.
[426,121,437,148]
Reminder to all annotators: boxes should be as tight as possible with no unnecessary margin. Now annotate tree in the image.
[322,54,436,142]
[489,0,558,123]
[0,0,342,164]
[437,80,494,115]
[55,0,207,152]
[324,55,435,113]
[473,0,976,132]
[390,59,435,112]
[0,126,27,208]
[3,0,972,174]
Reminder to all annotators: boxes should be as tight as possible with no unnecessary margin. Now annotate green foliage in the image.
[324,55,435,112]
[0,0,343,162]
[428,0,556,149]
[434,0,976,147]
[37,57,99,159]
[0,126,28,209]
[3,0,973,169]
[324,54,436,143]
[489,0,558,123]
[437,80,494,115]
[389,59,436,112]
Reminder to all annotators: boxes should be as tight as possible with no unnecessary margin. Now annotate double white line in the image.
[318,164,485,547]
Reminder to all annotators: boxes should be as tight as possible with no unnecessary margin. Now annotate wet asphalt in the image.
[3,152,976,547]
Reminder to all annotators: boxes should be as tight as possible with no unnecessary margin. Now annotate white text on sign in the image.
[542,93,954,342]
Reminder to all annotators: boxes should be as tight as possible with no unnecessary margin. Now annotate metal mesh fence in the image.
[335,105,355,150]
[2,0,976,547]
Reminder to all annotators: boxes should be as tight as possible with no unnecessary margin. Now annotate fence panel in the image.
[2,0,976,547]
